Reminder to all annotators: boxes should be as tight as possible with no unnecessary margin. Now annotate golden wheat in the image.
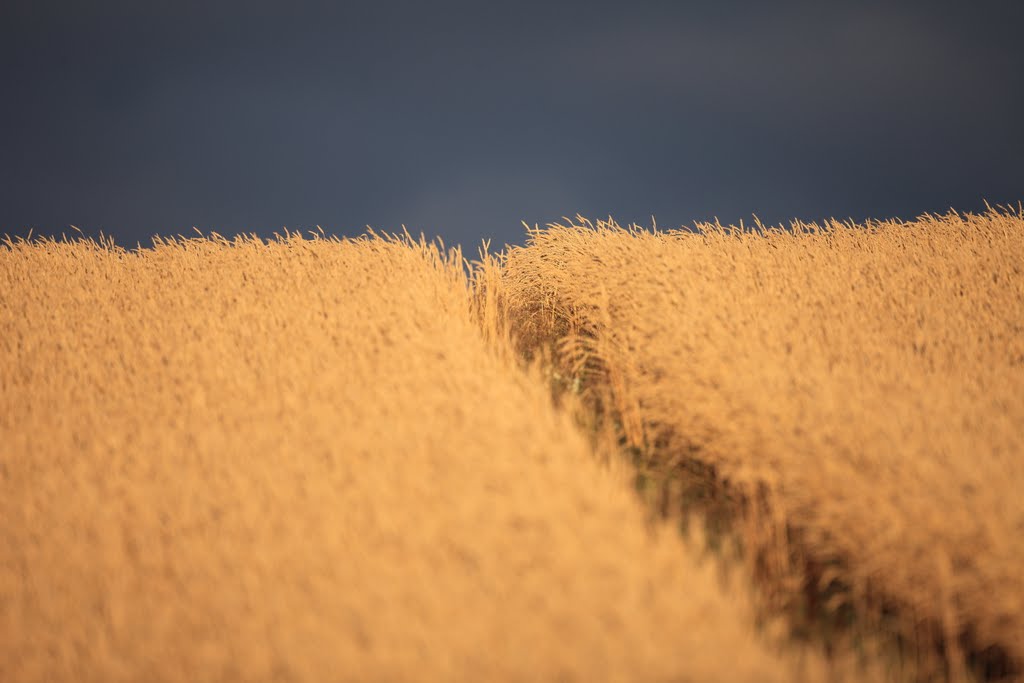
[498,208,1024,680]
[0,232,833,682]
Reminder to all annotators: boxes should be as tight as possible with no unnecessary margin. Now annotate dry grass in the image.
[497,208,1024,681]
[0,232,833,682]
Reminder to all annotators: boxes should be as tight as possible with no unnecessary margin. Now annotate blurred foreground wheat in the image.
[0,232,828,682]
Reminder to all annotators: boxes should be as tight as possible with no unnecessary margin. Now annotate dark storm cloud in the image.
[2,1,1022,248]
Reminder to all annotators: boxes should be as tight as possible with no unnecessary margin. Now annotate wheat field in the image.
[0,232,832,682]
[498,208,1024,680]
[2,208,1021,681]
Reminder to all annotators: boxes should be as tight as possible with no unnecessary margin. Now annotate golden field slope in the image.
[0,233,824,682]
[499,209,1024,678]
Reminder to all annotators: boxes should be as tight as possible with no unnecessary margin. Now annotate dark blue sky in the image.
[2,1,1022,248]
